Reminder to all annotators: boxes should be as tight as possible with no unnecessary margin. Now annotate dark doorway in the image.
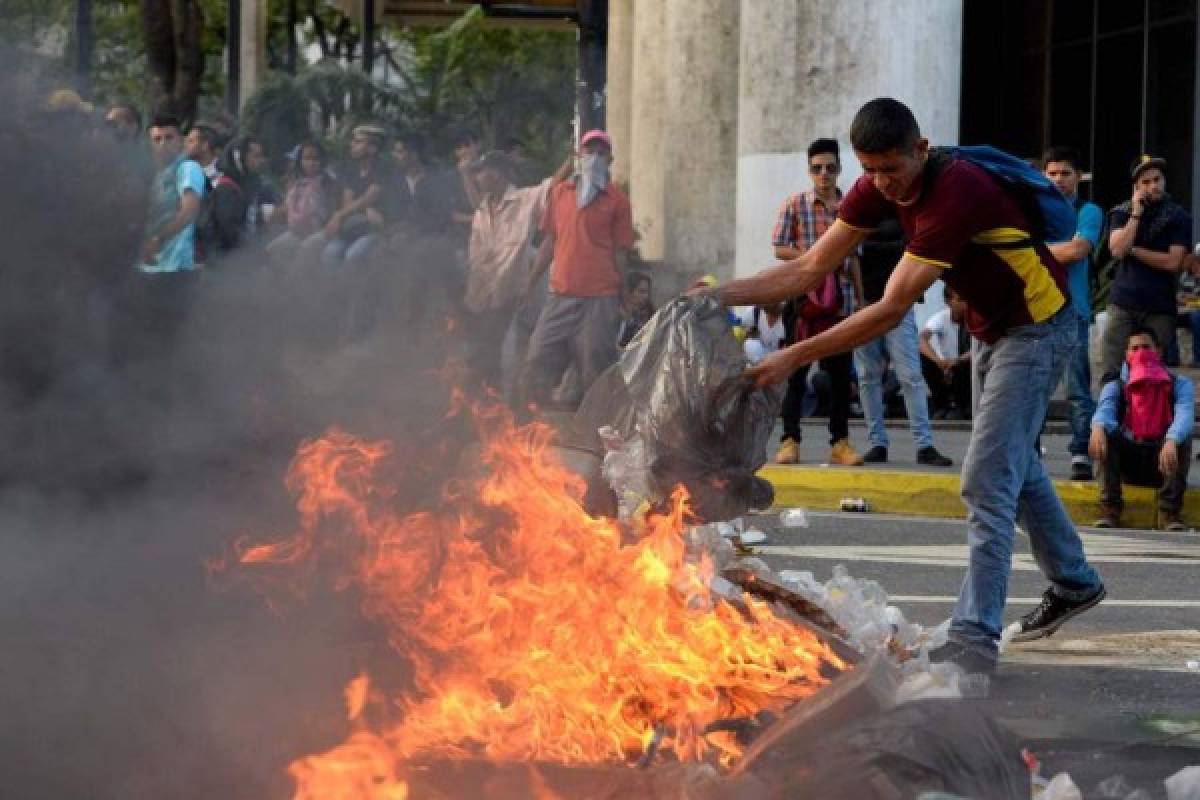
[961,0,1197,218]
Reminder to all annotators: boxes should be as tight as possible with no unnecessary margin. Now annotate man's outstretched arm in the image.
[747,255,941,386]
[716,220,867,307]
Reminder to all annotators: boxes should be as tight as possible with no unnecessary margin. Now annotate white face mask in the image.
[577,152,610,208]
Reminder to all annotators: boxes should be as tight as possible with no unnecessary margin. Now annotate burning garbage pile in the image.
[234,419,847,796]
[229,296,1029,798]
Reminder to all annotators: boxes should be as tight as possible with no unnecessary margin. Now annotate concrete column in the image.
[628,0,666,260]
[238,0,269,111]
[662,0,740,283]
[606,0,634,188]
[735,0,963,301]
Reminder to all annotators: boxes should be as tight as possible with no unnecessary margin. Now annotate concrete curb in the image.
[759,465,1188,530]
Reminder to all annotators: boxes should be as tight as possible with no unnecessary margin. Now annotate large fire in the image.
[234,407,843,796]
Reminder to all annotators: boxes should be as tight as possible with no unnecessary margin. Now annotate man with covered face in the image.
[1100,156,1193,383]
[699,98,1105,675]
[1090,327,1193,531]
[520,129,635,408]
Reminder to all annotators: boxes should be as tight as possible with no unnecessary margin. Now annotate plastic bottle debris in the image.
[1165,766,1200,800]
[1095,776,1136,799]
[598,426,652,521]
[714,519,744,539]
[779,508,809,528]
[1037,772,1082,800]
[1186,659,1200,671]
[738,529,768,546]
[840,497,871,512]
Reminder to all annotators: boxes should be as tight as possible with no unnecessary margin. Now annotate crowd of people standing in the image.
[88,92,651,415]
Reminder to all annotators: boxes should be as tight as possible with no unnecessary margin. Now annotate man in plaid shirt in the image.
[771,138,864,466]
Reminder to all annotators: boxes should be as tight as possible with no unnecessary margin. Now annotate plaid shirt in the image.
[772,190,857,316]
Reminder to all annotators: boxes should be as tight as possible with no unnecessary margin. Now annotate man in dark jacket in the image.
[1100,155,1192,382]
[204,136,267,256]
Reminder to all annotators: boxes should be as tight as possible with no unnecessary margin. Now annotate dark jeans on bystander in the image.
[1097,430,1192,514]
[920,354,971,416]
[781,351,853,446]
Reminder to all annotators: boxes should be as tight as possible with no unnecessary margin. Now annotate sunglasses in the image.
[809,163,840,174]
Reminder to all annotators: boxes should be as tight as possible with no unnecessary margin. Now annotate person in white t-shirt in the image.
[742,303,787,364]
[920,285,972,418]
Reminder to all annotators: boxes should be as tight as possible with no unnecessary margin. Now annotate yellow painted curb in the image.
[759,465,1187,530]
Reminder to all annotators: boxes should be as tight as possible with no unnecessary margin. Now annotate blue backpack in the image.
[941,145,1076,244]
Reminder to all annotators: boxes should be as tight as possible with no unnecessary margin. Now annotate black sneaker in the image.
[1070,457,1094,481]
[928,640,997,675]
[917,446,953,467]
[1011,584,1106,643]
[863,445,888,463]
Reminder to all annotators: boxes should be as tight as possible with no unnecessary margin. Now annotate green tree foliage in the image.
[1,2,575,171]
[242,7,576,172]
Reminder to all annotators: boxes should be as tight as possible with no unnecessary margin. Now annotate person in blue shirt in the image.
[1043,146,1104,481]
[138,113,206,273]
[119,113,207,366]
[1090,327,1194,531]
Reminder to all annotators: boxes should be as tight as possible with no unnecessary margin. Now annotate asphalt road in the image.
[749,509,1200,796]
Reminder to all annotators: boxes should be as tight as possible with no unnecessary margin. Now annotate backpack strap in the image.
[215,174,242,195]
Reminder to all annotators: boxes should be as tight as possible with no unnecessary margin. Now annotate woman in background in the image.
[267,140,338,266]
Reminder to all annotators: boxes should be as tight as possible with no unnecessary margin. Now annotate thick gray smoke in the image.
[0,59,475,798]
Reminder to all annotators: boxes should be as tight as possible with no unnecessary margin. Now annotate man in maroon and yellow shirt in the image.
[705,98,1104,675]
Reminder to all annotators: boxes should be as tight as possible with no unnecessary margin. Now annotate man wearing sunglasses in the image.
[770,138,864,466]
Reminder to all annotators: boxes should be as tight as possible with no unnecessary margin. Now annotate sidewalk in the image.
[762,420,1200,530]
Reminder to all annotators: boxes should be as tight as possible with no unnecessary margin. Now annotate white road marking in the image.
[759,531,1200,570]
[888,595,1200,608]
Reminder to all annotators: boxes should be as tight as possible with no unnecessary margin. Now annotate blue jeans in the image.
[853,309,934,450]
[952,307,1102,655]
[321,233,378,267]
[1065,316,1095,457]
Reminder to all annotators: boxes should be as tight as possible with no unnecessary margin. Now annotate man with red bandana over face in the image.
[702,97,1105,674]
[1090,328,1194,531]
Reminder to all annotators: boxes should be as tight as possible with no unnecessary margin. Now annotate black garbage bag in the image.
[720,699,1029,800]
[568,295,784,522]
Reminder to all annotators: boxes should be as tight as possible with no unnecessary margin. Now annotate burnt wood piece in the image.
[720,566,862,665]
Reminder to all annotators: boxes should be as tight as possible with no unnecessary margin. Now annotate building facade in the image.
[606,0,1200,290]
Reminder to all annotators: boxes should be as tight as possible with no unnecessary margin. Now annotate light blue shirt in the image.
[138,156,207,273]
[1092,365,1195,443]
[1062,199,1103,321]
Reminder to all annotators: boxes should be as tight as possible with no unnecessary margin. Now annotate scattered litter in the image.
[1187,659,1200,671]
[714,519,743,538]
[738,529,768,546]
[1166,766,1200,800]
[1036,772,1082,800]
[779,508,809,528]
[598,426,651,521]
[1095,775,1135,798]
[840,497,871,512]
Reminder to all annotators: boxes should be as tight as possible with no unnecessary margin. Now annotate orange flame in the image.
[239,411,843,794]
